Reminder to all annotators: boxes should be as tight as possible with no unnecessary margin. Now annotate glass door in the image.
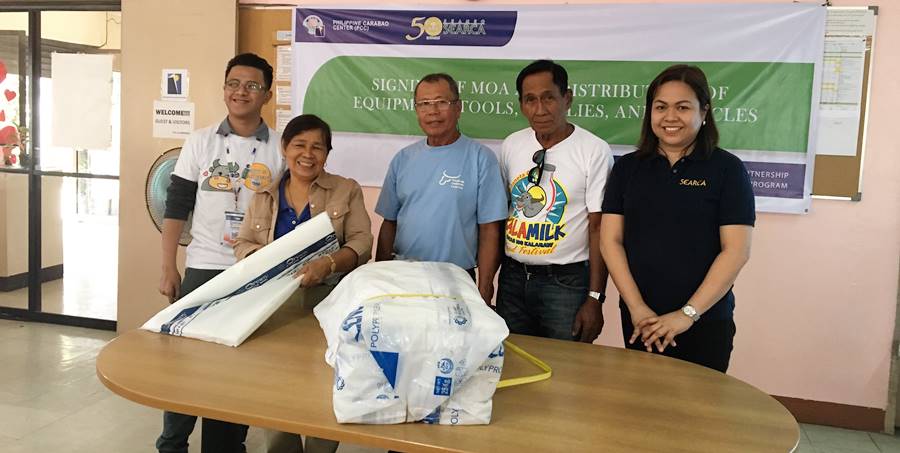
[0,6,120,330]
[39,11,120,322]
[0,11,32,316]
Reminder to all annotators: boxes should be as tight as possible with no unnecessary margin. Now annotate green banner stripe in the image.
[304,57,813,153]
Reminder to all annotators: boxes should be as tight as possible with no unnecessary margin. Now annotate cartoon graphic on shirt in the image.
[506,167,568,256]
[201,158,240,192]
[516,185,548,218]
[242,162,273,192]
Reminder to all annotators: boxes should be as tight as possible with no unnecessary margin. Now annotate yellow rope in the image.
[497,340,552,388]
[357,294,552,388]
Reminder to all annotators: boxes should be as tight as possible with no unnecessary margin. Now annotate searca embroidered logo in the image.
[679,178,708,187]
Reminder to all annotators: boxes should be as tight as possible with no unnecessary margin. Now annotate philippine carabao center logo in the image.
[295,9,515,46]
[301,15,326,37]
[506,171,568,256]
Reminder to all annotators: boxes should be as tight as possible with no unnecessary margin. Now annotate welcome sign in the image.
[292,4,826,214]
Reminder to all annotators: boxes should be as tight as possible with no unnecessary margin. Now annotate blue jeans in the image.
[496,258,589,341]
[156,411,196,453]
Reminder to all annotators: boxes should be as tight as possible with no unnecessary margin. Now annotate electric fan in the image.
[145,147,192,246]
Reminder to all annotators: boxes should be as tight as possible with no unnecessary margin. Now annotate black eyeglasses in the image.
[527,149,547,185]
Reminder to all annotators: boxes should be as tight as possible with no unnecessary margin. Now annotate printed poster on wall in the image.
[153,100,195,139]
[291,4,826,214]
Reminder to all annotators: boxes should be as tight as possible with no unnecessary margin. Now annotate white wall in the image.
[117,0,236,331]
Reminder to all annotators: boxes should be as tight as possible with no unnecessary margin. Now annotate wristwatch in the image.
[588,291,605,303]
[681,304,700,322]
[324,254,337,274]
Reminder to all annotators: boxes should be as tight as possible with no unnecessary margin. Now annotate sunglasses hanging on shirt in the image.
[527,148,547,185]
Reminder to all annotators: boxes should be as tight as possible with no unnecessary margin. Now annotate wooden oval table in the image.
[96,306,798,452]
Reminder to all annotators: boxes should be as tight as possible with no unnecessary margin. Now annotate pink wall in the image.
[242,0,900,410]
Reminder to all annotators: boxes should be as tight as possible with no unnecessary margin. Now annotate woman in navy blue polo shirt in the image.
[599,65,755,372]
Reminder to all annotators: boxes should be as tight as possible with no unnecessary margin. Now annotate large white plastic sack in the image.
[141,213,338,347]
[314,261,509,425]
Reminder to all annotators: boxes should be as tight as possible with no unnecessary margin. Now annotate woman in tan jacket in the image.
[233,114,372,453]
[234,114,372,285]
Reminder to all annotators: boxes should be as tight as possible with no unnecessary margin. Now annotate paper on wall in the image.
[276,108,293,132]
[50,53,113,149]
[276,85,292,105]
[152,100,195,139]
[276,45,292,82]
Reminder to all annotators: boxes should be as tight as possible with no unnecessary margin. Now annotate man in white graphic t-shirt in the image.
[156,53,283,453]
[497,59,614,343]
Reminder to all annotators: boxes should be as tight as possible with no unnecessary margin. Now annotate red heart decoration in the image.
[0,61,6,84]
[0,125,16,144]
[4,90,15,102]
[0,111,5,122]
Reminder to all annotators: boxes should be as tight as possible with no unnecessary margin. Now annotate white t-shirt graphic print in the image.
[500,125,613,265]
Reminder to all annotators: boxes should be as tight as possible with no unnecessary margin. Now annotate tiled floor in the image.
[0,319,379,453]
[2,318,899,453]
[1,215,118,321]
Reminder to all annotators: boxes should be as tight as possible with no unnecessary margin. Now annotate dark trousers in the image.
[620,305,736,373]
[156,268,249,453]
[495,258,589,341]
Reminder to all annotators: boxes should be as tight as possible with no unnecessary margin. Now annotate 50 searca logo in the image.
[405,16,487,41]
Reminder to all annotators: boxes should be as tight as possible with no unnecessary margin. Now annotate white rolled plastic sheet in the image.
[314,261,509,425]
[141,213,339,347]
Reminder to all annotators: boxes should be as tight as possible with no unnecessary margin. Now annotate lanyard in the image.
[225,142,258,209]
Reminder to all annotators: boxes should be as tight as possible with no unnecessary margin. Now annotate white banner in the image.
[292,4,826,214]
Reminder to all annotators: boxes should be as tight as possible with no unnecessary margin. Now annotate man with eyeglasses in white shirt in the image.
[375,73,507,305]
[156,53,283,453]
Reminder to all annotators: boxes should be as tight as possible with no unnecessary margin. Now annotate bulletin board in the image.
[238,7,294,132]
[811,6,878,200]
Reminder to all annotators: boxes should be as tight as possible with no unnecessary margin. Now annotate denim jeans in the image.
[156,411,197,453]
[496,258,589,341]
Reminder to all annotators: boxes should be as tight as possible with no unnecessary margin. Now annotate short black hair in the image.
[281,114,333,152]
[515,59,569,101]
[225,53,273,90]
[636,64,718,159]
[414,73,460,100]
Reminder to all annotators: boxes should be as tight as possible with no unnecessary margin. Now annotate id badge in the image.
[222,210,245,246]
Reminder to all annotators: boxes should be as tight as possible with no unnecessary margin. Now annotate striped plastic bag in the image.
[141,213,338,347]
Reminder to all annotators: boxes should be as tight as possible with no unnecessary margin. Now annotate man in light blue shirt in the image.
[375,73,507,305]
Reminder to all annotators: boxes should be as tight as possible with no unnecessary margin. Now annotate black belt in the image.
[502,257,587,276]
